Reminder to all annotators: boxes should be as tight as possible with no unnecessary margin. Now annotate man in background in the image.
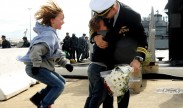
[70,33,78,63]
[1,35,11,48]
[62,32,72,59]
[21,36,30,48]
[77,33,87,62]
[83,36,90,60]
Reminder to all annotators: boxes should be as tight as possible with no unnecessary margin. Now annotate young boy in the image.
[89,15,116,69]
[85,16,116,108]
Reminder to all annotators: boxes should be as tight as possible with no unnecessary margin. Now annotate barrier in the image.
[55,65,88,77]
[0,48,37,100]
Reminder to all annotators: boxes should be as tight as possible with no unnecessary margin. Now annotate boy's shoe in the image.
[30,92,44,106]
[38,105,51,108]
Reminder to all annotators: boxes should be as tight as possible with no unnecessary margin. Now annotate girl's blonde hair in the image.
[34,0,63,26]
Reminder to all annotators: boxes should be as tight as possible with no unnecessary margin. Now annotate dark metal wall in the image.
[166,0,183,65]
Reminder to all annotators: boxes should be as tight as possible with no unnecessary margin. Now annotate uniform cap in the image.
[89,0,115,16]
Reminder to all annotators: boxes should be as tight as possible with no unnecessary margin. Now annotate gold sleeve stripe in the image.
[137,50,146,55]
[136,47,148,54]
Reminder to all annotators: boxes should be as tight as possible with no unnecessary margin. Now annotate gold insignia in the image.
[119,26,129,34]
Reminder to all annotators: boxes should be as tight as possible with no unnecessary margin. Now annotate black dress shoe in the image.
[30,92,44,106]
[77,60,81,63]
[38,105,51,108]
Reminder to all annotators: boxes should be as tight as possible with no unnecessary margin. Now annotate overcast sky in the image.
[0,0,168,41]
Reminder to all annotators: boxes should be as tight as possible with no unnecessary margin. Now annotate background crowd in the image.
[0,35,30,48]
[61,32,90,63]
[1,32,90,64]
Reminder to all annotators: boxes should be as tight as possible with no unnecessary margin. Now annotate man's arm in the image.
[130,13,148,72]
[134,14,148,61]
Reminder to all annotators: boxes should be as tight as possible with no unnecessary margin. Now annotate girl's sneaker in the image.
[30,92,44,106]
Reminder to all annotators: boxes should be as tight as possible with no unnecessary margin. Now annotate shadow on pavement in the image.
[142,73,183,80]
[159,93,183,108]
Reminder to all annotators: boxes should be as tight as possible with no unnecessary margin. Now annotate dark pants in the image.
[77,48,85,61]
[118,90,130,108]
[103,90,130,108]
[84,63,130,108]
[70,48,77,60]
[84,63,109,108]
[103,93,113,108]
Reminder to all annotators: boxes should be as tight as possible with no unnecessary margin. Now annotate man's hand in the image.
[31,67,40,75]
[94,35,108,49]
[65,64,73,72]
[130,59,141,72]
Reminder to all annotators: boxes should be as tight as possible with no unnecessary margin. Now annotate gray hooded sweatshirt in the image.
[19,22,69,71]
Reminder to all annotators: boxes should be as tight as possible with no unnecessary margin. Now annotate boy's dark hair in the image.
[1,35,6,38]
[89,16,103,32]
[23,37,27,39]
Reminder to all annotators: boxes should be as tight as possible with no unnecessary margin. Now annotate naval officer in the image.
[85,0,148,108]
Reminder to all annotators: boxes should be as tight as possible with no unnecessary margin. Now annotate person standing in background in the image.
[77,33,87,62]
[1,35,11,48]
[62,32,72,59]
[70,33,78,63]
[21,36,30,48]
[84,36,90,60]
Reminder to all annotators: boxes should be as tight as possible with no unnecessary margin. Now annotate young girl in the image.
[18,1,73,108]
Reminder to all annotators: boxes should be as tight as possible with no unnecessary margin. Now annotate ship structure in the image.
[141,11,168,50]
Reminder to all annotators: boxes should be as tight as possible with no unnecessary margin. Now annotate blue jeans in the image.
[84,63,113,108]
[25,64,65,107]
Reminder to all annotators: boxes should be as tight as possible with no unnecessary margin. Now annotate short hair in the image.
[1,35,6,38]
[89,16,103,32]
[22,37,27,39]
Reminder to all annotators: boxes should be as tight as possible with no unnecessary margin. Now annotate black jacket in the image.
[2,40,11,48]
[112,2,148,64]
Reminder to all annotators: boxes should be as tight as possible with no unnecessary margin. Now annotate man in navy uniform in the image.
[85,0,148,108]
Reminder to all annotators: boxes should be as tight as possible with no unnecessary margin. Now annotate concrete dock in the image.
[0,48,183,108]
[0,78,183,108]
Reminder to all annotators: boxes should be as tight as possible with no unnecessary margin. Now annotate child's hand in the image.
[65,64,73,72]
[31,67,40,75]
